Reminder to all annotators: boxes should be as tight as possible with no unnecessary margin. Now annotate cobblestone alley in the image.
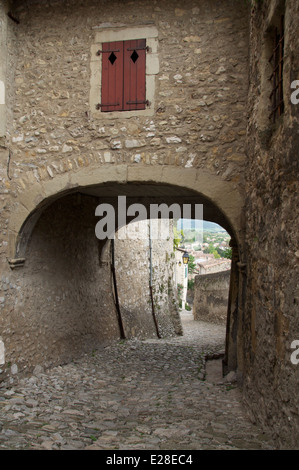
[0,313,277,450]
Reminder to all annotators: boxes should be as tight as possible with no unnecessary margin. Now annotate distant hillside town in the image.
[176,220,232,276]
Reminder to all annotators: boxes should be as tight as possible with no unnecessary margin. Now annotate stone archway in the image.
[3,164,245,374]
[8,164,244,260]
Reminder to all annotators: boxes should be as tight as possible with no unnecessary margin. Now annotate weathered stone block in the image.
[193,270,230,324]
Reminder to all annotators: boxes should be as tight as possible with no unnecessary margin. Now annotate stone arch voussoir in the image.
[8,164,245,263]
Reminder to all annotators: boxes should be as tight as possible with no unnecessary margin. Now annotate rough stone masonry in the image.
[0,0,249,373]
[0,0,298,449]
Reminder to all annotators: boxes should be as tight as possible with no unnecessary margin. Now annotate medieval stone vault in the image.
[0,0,298,448]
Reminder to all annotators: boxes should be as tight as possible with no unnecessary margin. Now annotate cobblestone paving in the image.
[0,313,276,450]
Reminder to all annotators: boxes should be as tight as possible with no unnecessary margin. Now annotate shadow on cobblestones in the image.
[0,312,276,450]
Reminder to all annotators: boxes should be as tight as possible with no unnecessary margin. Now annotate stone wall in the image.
[3,0,249,197]
[0,1,8,138]
[114,219,182,339]
[0,194,182,378]
[193,270,230,324]
[244,0,299,448]
[1,193,121,375]
[0,0,249,375]
[0,0,249,261]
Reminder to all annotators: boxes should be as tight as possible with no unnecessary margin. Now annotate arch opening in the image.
[5,181,243,374]
[109,216,233,359]
[14,181,240,261]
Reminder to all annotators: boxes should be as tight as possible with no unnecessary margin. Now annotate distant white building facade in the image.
[175,248,189,309]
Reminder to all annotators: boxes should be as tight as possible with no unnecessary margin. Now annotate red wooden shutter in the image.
[101,41,124,112]
[123,39,146,111]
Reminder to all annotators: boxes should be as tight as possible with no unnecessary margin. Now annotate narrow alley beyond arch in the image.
[0,313,276,450]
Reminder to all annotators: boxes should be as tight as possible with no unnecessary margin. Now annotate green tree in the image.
[173,226,184,249]
[203,243,221,259]
[221,247,232,259]
[188,254,197,274]
[216,246,232,259]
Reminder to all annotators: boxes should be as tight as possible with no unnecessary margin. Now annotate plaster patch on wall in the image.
[0,81,5,136]
[0,338,5,365]
[0,81,5,105]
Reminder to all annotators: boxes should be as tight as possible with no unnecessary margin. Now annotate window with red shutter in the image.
[101,39,146,112]
[101,41,124,112]
[123,39,146,111]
